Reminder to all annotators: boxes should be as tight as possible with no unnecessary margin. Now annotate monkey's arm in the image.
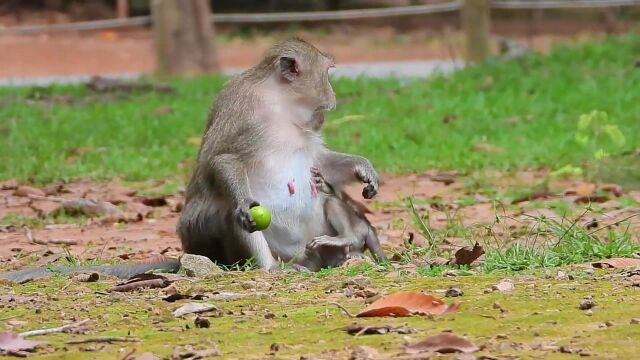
[205,153,259,232]
[0,258,180,284]
[316,150,379,199]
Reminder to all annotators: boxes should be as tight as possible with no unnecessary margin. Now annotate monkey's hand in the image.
[354,162,379,199]
[234,199,260,233]
[310,166,332,195]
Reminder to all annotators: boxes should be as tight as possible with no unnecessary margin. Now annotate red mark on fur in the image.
[310,181,318,198]
[288,181,295,195]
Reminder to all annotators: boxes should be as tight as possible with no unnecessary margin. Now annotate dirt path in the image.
[0,26,602,79]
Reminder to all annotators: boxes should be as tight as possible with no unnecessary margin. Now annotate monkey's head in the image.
[261,37,337,114]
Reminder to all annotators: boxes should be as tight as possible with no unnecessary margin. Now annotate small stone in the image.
[630,318,640,324]
[492,279,515,293]
[556,270,568,280]
[584,268,594,275]
[179,254,222,278]
[495,334,509,339]
[585,310,593,316]
[580,298,596,310]
[604,320,614,327]
[194,316,210,328]
[445,288,464,297]
[264,312,276,319]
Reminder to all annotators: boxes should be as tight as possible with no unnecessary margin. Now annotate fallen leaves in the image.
[450,242,484,266]
[356,291,459,318]
[109,273,172,292]
[592,257,640,269]
[405,333,479,355]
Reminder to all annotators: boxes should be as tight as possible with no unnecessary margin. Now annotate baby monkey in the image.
[294,167,387,272]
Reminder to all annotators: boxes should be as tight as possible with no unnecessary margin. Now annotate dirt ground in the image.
[0,23,621,78]
[1,170,638,269]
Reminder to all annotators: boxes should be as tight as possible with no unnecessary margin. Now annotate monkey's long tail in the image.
[0,257,181,284]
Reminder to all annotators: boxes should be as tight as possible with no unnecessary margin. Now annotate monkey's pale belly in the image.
[249,151,327,260]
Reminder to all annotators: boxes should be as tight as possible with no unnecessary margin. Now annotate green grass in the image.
[1,34,639,184]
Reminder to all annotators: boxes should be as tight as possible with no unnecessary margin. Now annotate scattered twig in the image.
[23,226,35,243]
[328,302,356,318]
[0,315,20,322]
[32,238,79,246]
[65,336,140,344]
[19,319,90,338]
[588,213,639,236]
[354,325,373,337]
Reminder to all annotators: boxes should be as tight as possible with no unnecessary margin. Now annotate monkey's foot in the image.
[307,235,347,250]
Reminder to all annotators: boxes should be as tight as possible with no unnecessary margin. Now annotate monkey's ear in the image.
[279,56,299,82]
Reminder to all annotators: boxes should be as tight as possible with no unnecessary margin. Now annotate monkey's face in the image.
[278,52,336,114]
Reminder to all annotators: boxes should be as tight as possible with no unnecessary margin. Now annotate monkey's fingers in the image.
[362,184,377,199]
[235,208,258,233]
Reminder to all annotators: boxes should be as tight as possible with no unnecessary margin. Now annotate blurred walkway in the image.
[0,60,463,86]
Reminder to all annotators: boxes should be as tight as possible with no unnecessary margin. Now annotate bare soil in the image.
[1,170,638,268]
[0,25,616,78]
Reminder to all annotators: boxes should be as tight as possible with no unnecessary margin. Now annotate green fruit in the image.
[249,205,271,231]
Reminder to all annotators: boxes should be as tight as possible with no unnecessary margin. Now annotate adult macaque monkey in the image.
[177,38,379,270]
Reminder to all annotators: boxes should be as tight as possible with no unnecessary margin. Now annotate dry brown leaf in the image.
[0,332,47,352]
[564,183,596,197]
[592,258,640,269]
[141,196,168,207]
[430,172,457,185]
[511,188,550,204]
[172,303,219,318]
[14,186,46,197]
[450,242,484,266]
[599,184,623,197]
[405,333,479,355]
[356,291,459,318]
[109,273,172,292]
[0,179,18,190]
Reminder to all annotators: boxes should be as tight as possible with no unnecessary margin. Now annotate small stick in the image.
[32,239,79,246]
[19,319,90,337]
[328,302,356,318]
[120,348,136,360]
[0,315,20,322]
[354,325,373,337]
[66,336,140,344]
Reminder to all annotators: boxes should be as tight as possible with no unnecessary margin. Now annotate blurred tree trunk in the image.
[151,0,220,75]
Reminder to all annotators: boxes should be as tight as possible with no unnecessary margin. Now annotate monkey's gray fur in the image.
[177,37,380,270]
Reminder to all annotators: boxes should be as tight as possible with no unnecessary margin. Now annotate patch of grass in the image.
[0,209,88,228]
[0,213,46,228]
[483,211,640,272]
[1,34,640,183]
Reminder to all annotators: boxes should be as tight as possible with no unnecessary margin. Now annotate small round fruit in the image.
[249,205,271,231]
